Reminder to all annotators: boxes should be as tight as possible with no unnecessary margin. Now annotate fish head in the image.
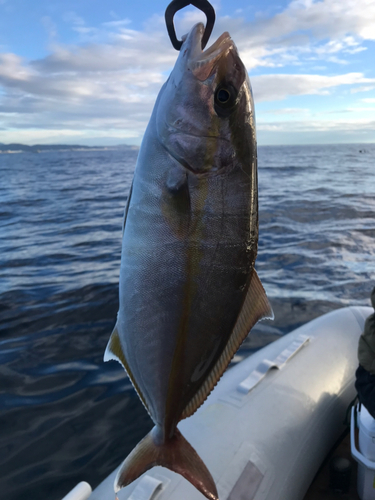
[156,23,255,175]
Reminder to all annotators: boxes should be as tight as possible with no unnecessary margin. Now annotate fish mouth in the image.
[183,23,234,79]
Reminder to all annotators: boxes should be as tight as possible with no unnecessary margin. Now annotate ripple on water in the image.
[1,144,375,499]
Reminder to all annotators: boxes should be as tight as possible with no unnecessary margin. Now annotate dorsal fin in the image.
[181,269,273,419]
[122,180,133,235]
[104,324,151,416]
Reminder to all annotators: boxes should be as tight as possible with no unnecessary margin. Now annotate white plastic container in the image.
[351,405,375,500]
[61,481,92,500]
[359,405,375,460]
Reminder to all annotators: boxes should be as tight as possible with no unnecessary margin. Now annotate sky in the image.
[0,0,374,146]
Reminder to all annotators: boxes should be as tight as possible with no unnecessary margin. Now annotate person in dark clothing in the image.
[355,287,375,418]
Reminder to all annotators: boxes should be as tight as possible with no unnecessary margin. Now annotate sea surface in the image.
[1,143,374,500]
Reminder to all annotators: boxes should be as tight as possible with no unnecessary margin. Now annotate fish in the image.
[104,22,273,500]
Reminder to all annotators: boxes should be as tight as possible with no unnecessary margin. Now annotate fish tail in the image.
[115,426,218,500]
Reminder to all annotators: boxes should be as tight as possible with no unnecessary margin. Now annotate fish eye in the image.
[217,89,230,104]
[214,84,238,117]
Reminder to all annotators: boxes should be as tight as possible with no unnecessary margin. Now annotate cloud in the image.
[0,127,140,146]
[41,16,58,42]
[251,73,375,102]
[258,117,375,133]
[63,11,86,28]
[209,0,375,69]
[0,0,375,144]
[263,108,311,115]
[347,106,375,112]
[0,53,35,82]
[252,0,375,42]
[0,13,177,143]
[256,116,375,146]
[351,85,375,93]
[102,19,132,28]
[252,73,375,101]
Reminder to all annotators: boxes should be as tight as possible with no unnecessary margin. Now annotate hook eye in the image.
[165,0,216,51]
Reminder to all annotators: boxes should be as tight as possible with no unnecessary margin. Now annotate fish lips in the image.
[180,23,235,81]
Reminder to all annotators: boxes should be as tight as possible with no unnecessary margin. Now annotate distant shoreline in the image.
[0,144,139,154]
[1,142,373,155]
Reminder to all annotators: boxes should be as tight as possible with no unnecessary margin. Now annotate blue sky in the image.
[0,0,374,146]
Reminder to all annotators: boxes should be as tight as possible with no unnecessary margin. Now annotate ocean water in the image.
[1,143,374,500]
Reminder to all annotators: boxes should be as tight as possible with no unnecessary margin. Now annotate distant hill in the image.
[0,143,139,153]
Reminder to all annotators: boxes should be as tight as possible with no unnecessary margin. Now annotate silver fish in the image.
[104,22,273,500]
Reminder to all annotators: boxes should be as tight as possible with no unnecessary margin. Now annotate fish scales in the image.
[105,22,272,500]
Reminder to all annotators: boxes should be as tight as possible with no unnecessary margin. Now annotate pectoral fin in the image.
[182,269,273,419]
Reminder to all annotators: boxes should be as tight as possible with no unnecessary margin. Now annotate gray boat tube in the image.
[85,306,370,500]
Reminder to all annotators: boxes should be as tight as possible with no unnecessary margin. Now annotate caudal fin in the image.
[115,426,218,500]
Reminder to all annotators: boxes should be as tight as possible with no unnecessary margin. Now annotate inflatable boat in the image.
[63,305,371,500]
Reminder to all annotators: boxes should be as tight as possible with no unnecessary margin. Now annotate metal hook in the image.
[165,0,216,51]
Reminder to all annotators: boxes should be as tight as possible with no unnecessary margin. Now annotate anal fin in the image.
[182,269,273,419]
